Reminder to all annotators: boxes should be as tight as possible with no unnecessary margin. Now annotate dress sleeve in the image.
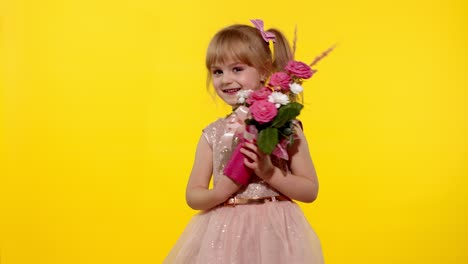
[201,119,221,149]
[202,127,213,149]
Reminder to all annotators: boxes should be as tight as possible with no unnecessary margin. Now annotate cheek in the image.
[250,78,263,90]
[212,78,221,89]
[212,80,224,95]
[242,75,257,87]
[252,74,263,87]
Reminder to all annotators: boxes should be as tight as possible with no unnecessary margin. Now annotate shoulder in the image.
[202,118,225,135]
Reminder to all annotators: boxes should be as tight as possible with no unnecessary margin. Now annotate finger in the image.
[243,158,256,170]
[239,147,257,161]
[244,142,268,156]
[243,142,259,153]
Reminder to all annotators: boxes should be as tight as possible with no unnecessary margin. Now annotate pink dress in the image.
[164,118,324,264]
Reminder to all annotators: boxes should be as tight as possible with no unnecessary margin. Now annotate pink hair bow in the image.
[250,19,276,43]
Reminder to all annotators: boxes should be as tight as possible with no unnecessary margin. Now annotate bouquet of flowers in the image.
[241,60,315,154]
[223,45,335,185]
[222,61,314,185]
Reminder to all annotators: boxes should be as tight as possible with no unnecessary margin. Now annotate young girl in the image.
[164,20,324,263]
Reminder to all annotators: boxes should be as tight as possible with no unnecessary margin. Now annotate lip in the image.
[223,88,241,95]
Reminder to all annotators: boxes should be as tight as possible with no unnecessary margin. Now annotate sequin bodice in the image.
[202,118,289,199]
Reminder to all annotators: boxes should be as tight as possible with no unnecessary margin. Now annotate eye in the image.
[233,67,244,73]
[212,69,223,76]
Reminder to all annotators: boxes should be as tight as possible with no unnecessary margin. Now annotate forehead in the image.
[209,51,249,67]
[207,38,252,66]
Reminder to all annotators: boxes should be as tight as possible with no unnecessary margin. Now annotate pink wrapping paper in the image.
[223,138,253,185]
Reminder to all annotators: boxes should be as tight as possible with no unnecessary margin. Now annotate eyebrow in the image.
[210,62,246,69]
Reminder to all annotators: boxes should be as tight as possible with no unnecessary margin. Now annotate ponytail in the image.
[267,28,293,72]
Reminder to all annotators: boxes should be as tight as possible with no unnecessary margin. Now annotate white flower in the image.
[236,89,253,104]
[289,83,304,94]
[268,92,290,108]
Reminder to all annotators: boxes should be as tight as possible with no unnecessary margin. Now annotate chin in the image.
[227,101,238,107]
[219,97,237,107]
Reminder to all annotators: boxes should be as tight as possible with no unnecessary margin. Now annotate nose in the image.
[221,72,233,84]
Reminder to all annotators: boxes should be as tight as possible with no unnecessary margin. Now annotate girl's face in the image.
[210,60,263,107]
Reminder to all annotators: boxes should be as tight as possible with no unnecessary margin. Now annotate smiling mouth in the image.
[223,88,241,95]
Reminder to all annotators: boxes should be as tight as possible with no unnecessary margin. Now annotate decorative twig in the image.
[292,25,298,60]
[310,43,337,67]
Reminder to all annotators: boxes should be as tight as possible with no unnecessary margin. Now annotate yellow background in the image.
[1,0,467,263]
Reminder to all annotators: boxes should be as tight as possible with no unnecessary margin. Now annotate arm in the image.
[240,124,319,203]
[185,134,240,210]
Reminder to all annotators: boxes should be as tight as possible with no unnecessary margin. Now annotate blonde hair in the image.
[205,24,293,89]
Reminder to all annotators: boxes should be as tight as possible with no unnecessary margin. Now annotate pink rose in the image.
[249,100,278,124]
[268,72,291,91]
[246,87,272,105]
[285,61,314,79]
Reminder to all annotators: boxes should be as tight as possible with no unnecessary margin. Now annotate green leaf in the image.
[272,102,303,128]
[258,127,279,154]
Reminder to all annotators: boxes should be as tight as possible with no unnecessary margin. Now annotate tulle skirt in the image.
[164,201,324,264]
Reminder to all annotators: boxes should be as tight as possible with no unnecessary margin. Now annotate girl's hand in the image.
[240,141,275,180]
